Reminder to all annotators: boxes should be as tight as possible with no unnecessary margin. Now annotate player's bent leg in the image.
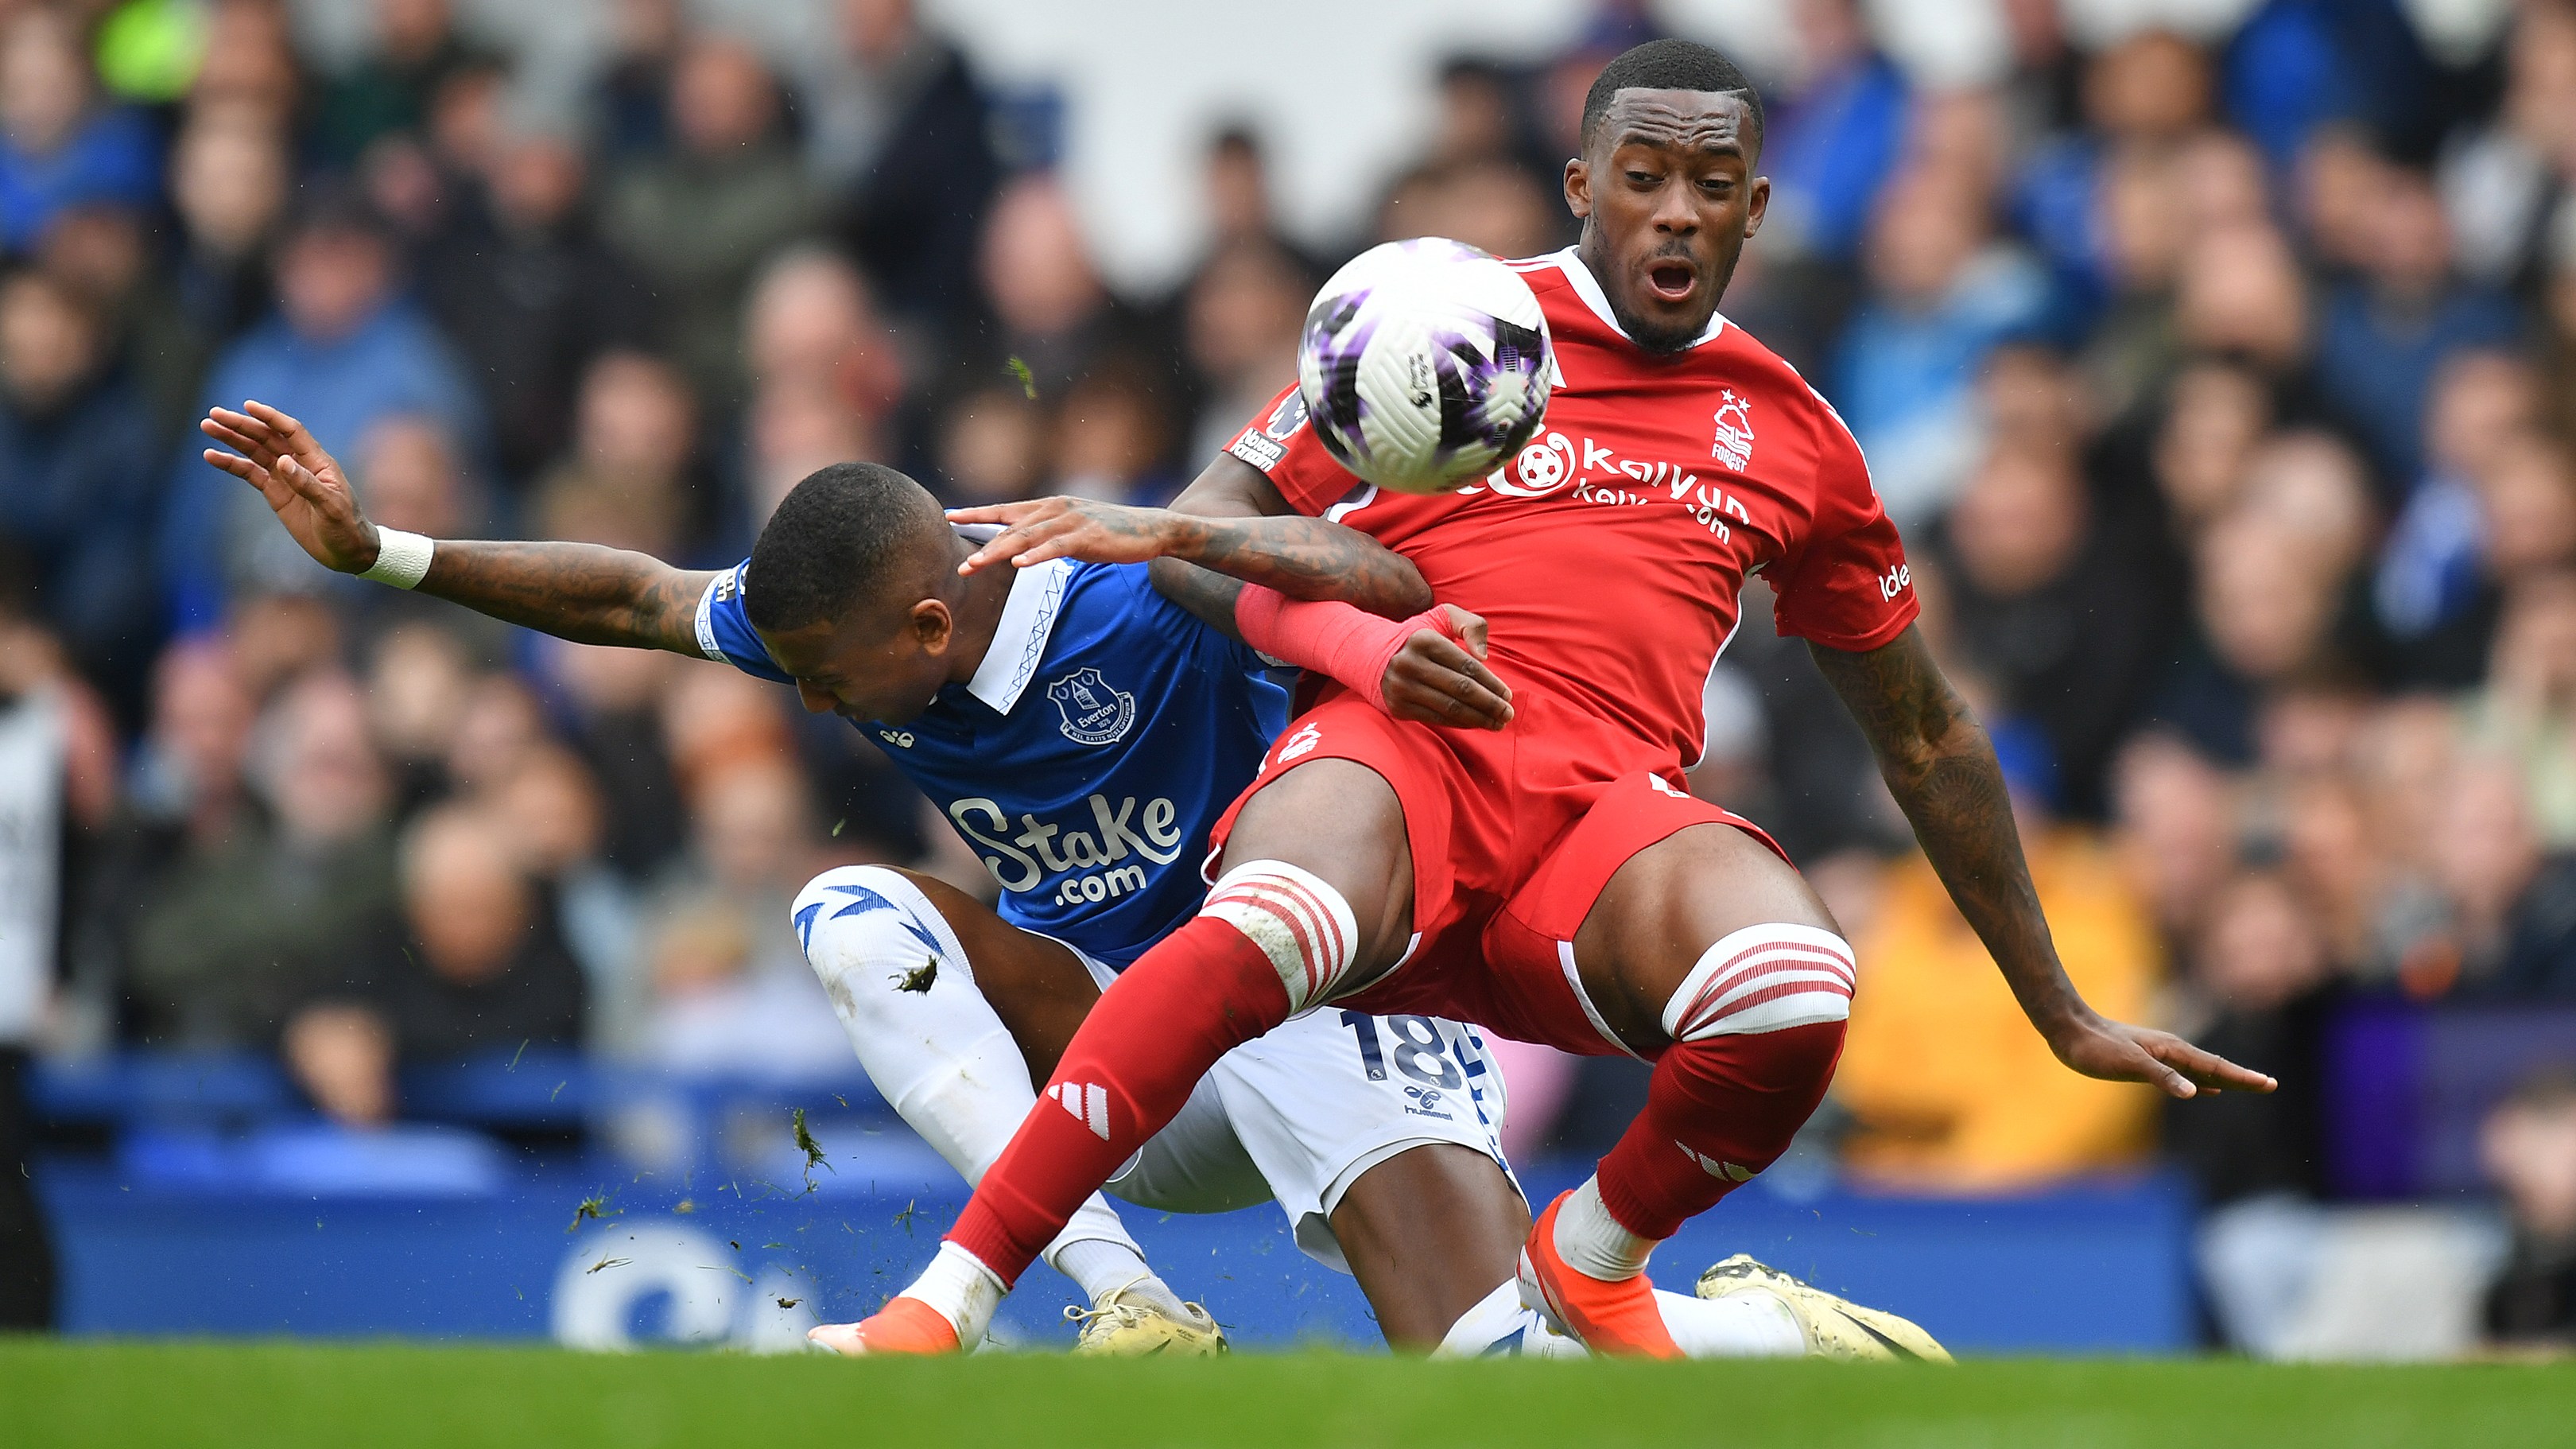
[853,763,1414,1351]
[805,865,1103,1076]
[1568,822,1842,1051]
[1520,824,1852,1358]
[1073,1075,1274,1358]
[941,860,1368,1284]
[790,865,1208,1354]
[1329,1142,1530,1349]
[1189,1001,1533,1351]
[1336,1146,1804,1359]
[1519,1019,1845,1357]
[1207,758,1418,990]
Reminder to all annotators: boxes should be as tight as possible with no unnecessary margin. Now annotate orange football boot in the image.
[1516,1190,1681,1358]
[806,1296,964,1356]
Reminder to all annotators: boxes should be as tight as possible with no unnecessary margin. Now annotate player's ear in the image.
[1564,156,1592,219]
[910,596,953,655]
[1742,175,1770,239]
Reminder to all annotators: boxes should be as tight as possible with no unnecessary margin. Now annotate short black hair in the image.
[1579,39,1763,156]
[743,461,945,634]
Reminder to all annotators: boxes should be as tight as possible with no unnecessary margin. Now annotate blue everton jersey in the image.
[693,546,1290,968]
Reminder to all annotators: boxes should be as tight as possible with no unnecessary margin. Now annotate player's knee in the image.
[1662,923,1856,1043]
[793,865,954,1003]
[1199,859,1361,1014]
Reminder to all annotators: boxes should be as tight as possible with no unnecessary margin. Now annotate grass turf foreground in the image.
[7,1341,2576,1449]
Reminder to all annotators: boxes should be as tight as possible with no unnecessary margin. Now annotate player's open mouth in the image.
[1646,261,1696,302]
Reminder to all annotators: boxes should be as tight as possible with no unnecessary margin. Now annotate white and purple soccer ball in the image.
[1295,237,1553,496]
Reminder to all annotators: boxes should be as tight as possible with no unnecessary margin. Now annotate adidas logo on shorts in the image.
[1046,1082,1112,1140]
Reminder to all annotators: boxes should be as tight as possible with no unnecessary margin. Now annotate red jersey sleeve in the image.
[1223,383,1368,517]
[1767,393,1919,652]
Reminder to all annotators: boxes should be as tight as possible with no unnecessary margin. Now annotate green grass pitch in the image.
[8,1340,2576,1448]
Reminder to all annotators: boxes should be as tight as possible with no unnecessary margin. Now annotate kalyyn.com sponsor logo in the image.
[1477,431,1755,539]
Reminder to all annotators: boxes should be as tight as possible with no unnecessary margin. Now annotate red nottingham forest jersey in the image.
[1225,247,1920,771]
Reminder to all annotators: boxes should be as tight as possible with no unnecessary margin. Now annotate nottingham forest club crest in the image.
[1712,389,1755,472]
[1046,666,1136,746]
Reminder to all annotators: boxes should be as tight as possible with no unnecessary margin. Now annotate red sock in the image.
[1593,1022,1845,1241]
[945,915,1292,1284]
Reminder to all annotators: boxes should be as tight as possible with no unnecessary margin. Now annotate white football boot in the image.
[1065,1283,1228,1358]
[1696,1254,1953,1363]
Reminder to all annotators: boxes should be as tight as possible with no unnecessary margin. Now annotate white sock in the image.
[1660,1289,1804,1357]
[1553,1175,1655,1281]
[1053,1237,1189,1317]
[797,868,1162,1298]
[1433,1280,1533,1357]
[1435,1279,1804,1358]
[905,1241,1004,1345]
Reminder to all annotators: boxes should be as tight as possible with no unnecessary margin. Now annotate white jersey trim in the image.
[1321,484,1379,524]
[959,524,1073,715]
[1523,247,1730,352]
[1558,939,1647,1060]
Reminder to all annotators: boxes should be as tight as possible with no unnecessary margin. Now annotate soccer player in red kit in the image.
[833,38,2275,1357]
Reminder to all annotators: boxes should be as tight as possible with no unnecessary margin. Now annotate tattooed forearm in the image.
[1148,557,1250,642]
[1160,515,1432,618]
[1809,627,2086,1032]
[418,541,716,655]
[1146,454,1434,618]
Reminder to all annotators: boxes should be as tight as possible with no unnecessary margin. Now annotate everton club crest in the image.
[1046,666,1135,746]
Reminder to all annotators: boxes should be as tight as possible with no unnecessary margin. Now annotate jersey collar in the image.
[1539,247,1729,351]
[957,525,1073,714]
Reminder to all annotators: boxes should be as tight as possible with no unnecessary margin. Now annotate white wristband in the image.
[361,527,435,589]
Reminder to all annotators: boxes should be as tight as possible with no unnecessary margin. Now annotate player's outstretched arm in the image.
[1810,625,2277,1101]
[948,456,1434,618]
[200,402,714,654]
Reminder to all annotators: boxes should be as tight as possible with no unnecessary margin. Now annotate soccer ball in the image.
[1296,237,1552,495]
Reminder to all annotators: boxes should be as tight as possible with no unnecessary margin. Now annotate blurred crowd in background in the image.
[4,0,2576,1347]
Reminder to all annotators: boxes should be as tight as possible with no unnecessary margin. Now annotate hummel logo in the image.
[1047,1082,1112,1140]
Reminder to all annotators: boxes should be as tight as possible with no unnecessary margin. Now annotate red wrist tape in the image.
[1233,587,1454,713]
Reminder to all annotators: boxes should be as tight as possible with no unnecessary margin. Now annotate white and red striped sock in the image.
[1589,925,1856,1243]
[1199,860,1362,1012]
[1660,923,1855,1043]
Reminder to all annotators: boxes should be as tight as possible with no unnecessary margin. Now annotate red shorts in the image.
[1205,685,1790,1059]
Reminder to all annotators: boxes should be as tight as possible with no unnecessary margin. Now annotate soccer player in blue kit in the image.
[201,399,1896,1360]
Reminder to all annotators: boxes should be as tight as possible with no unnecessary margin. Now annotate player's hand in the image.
[199,402,382,573]
[1383,606,1514,731]
[949,497,1185,573]
[2045,1011,2276,1099]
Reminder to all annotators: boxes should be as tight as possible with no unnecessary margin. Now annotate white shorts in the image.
[1061,944,1519,1275]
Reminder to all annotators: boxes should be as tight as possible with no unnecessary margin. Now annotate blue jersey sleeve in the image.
[692,562,793,684]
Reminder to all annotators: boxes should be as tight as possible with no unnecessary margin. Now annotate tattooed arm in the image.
[200,402,714,654]
[1146,557,1251,641]
[1810,625,2275,1100]
[949,456,1435,619]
